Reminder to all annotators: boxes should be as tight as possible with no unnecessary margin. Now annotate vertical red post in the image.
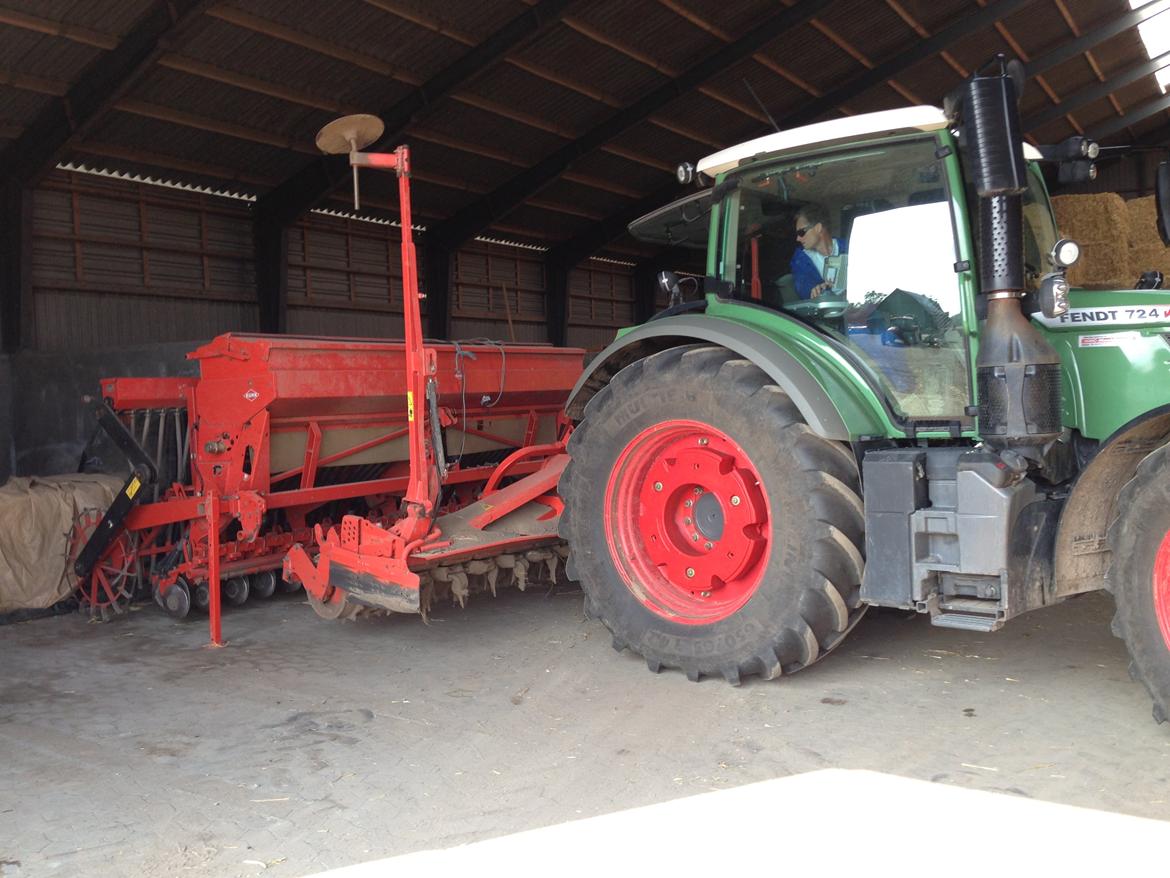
[206,491,223,647]
[397,150,430,507]
[347,145,436,544]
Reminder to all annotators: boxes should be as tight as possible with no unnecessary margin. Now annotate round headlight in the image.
[1085,140,1100,159]
[1052,238,1080,269]
[676,162,695,185]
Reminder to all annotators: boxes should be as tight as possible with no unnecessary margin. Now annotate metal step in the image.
[931,612,1001,633]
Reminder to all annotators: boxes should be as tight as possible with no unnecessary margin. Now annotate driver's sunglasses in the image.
[795,224,814,238]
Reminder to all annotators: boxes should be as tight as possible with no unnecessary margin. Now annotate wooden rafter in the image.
[0,6,118,50]
[655,0,826,99]
[0,0,213,184]
[1052,0,1136,139]
[974,0,1082,134]
[205,6,672,174]
[883,0,969,79]
[363,0,721,147]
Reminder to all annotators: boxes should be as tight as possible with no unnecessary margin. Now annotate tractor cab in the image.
[640,107,1066,428]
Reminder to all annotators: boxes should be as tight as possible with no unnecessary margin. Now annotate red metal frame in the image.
[83,144,584,644]
[279,146,582,620]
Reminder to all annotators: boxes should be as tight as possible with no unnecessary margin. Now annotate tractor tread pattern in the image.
[559,345,866,684]
[1105,441,1170,723]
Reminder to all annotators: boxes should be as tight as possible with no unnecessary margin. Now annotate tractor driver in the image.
[791,204,847,300]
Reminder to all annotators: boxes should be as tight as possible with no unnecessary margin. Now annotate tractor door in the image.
[716,135,976,428]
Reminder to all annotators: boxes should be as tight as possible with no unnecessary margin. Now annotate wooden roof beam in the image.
[1089,90,1170,141]
[0,0,212,185]
[363,0,721,147]
[427,0,830,250]
[254,0,579,227]
[0,6,118,50]
[883,0,969,79]
[556,16,771,125]
[656,0,825,98]
[973,0,1080,134]
[1023,49,1170,133]
[778,0,1034,130]
[1051,0,1133,138]
[207,5,678,173]
[549,0,1037,272]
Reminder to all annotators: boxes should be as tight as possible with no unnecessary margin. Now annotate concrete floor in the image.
[2,586,1169,877]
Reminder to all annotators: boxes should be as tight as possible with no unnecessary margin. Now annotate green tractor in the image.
[558,58,1170,723]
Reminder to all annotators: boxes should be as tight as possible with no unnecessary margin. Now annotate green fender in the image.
[565,306,901,441]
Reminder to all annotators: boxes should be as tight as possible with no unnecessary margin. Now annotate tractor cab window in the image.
[718,136,970,421]
[1022,164,1058,290]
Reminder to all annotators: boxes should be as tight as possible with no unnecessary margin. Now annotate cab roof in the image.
[696,106,1044,177]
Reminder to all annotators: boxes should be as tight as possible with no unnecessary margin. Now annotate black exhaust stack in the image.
[952,57,1062,459]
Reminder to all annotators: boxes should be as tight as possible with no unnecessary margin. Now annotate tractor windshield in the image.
[717,136,971,421]
[1022,164,1058,288]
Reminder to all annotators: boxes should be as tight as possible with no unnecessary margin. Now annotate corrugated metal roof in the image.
[460,62,614,134]
[513,23,667,106]
[1,28,100,80]
[1,0,1161,262]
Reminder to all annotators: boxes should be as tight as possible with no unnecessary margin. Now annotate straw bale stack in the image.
[1125,195,1170,281]
[1051,193,1129,288]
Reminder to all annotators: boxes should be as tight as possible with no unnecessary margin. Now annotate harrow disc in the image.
[69,509,140,620]
[308,589,362,621]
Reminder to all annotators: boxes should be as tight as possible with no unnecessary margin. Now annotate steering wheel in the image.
[788,293,848,320]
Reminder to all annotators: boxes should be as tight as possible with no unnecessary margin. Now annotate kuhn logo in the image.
[243,389,260,402]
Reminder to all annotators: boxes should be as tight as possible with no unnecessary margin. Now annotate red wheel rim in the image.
[604,420,771,624]
[1154,529,1170,650]
[70,511,137,612]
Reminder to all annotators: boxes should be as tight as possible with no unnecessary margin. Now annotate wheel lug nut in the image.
[731,495,741,506]
[700,590,710,597]
[684,499,693,508]
[698,438,708,446]
[704,541,713,550]
[653,482,663,492]
[684,517,692,525]
[691,533,699,542]
[686,568,695,578]
[694,487,702,495]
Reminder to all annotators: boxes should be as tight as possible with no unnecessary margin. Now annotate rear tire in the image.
[560,345,866,683]
[1106,442,1170,723]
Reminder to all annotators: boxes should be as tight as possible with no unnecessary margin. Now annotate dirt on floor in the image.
[1,586,1168,877]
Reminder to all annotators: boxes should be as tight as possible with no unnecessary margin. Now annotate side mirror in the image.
[657,270,682,305]
[1157,162,1170,246]
[656,271,700,307]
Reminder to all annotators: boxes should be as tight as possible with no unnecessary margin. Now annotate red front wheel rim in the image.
[604,420,771,624]
[1153,529,1170,650]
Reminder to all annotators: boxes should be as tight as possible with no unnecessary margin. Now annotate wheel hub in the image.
[1154,529,1170,651]
[605,420,771,624]
[693,491,724,541]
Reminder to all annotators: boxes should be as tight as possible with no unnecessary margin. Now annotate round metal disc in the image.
[308,590,360,620]
[163,578,192,619]
[315,114,384,154]
[193,581,210,612]
[225,575,250,606]
[250,570,278,600]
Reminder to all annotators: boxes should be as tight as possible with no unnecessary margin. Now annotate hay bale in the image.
[1066,242,1129,289]
[1051,193,1128,247]
[1126,196,1159,247]
[1128,245,1170,282]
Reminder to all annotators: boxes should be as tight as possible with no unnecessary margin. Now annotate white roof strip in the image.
[697,106,950,177]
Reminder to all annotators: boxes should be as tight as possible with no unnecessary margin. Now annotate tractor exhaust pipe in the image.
[952,57,1062,459]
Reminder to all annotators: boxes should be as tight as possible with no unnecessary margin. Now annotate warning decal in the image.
[1077,332,1143,348]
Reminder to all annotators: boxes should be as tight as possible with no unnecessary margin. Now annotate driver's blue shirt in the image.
[791,237,847,300]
